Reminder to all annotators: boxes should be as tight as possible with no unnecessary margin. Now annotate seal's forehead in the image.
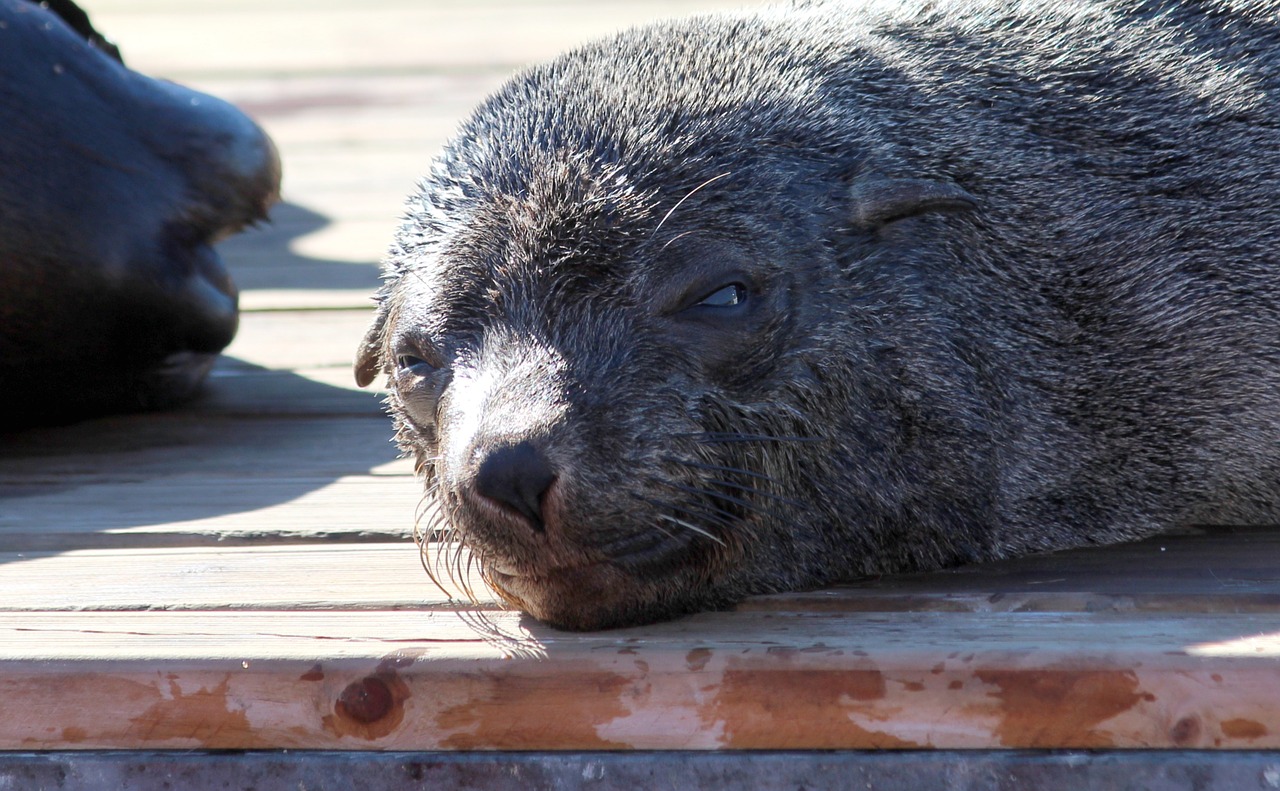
[425,154,660,285]
[385,192,644,348]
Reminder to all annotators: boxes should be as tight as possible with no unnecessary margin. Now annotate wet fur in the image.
[359,0,1280,629]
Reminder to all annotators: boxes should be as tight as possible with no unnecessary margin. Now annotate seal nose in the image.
[474,440,557,531]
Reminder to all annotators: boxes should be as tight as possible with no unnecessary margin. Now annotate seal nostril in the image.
[473,440,557,532]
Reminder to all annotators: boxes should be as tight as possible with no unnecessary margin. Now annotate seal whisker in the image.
[427,513,456,597]
[703,477,811,510]
[447,529,467,593]
[633,492,737,533]
[684,432,826,444]
[661,456,784,485]
[461,550,480,603]
[415,494,458,601]
[665,480,794,524]
[412,453,443,478]
[658,229,700,252]
[454,531,486,605]
[652,171,732,235]
[656,514,727,546]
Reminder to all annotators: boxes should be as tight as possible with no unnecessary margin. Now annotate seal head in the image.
[356,9,993,629]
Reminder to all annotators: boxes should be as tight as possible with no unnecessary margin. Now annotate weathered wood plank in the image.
[1,609,1277,749]
[239,289,378,312]
[0,415,401,479]
[202,72,507,148]
[5,0,1275,765]
[3,529,1279,612]
[0,477,418,549]
[0,544,451,610]
[197,366,386,415]
[223,310,376,370]
[742,527,1280,613]
[91,1,758,78]
[5,750,1280,791]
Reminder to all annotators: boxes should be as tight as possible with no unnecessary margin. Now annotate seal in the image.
[356,0,1280,630]
[0,0,280,427]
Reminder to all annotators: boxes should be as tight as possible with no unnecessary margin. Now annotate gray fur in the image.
[358,0,1280,629]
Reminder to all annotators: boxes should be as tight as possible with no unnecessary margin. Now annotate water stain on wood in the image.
[59,727,86,743]
[686,648,712,672]
[974,669,1154,747]
[1221,718,1269,740]
[127,675,256,748]
[702,658,918,748]
[299,664,325,682]
[433,665,634,749]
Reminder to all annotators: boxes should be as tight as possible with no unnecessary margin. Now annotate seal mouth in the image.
[484,557,604,591]
[481,558,611,618]
[473,528,724,630]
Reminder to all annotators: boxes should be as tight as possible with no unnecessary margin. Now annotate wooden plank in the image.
[1,609,1277,749]
[204,72,509,149]
[4,750,1280,791]
[0,415,402,479]
[0,477,419,549]
[743,527,1280,614]
[223,310,376,371]
[5,525,1280,608]
[8,0,1274,766]
[218,210,386,293]
[0,544,457,610]
[198,366,386,415]
[5,528,1280,612]
[91,1,760,78]
[239,289,378,312]
[227,219,391,273]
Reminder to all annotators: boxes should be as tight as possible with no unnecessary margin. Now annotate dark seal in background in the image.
[358,0,1280,630]
[0,0,280,427]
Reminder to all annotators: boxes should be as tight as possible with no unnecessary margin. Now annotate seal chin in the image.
[483,559,702,631]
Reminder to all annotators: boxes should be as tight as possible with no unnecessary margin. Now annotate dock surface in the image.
[2,2,1279,788]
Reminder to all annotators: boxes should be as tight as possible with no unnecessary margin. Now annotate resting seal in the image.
[357,0,1280,629]
[0,0,280,426]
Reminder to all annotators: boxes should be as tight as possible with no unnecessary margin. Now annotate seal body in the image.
[0,0,280,426]
[357,0,1280,629]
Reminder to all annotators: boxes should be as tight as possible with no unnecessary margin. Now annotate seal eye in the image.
[391,347,449,429]
[396,354,433,373]
[697,283,747,308]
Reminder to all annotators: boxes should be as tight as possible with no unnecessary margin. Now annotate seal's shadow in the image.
[218,200,385,293]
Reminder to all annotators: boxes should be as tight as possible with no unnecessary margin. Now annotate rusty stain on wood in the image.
[973,669,1155,748]
[1221,718,1269,740]
[121,675,260,749]
[299,664,325,683]
[685,647,713,671]
[702,654,920,749]
[433,665,636,749]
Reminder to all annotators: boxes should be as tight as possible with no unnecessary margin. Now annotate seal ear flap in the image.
[849,176,976,231]
[354,307,388,388]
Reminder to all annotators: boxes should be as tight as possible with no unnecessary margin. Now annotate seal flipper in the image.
[849,176,976,231]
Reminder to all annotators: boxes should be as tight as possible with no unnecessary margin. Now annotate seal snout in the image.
[473,439,559,533]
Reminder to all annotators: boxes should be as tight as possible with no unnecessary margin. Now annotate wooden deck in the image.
[3,1,1280,787]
